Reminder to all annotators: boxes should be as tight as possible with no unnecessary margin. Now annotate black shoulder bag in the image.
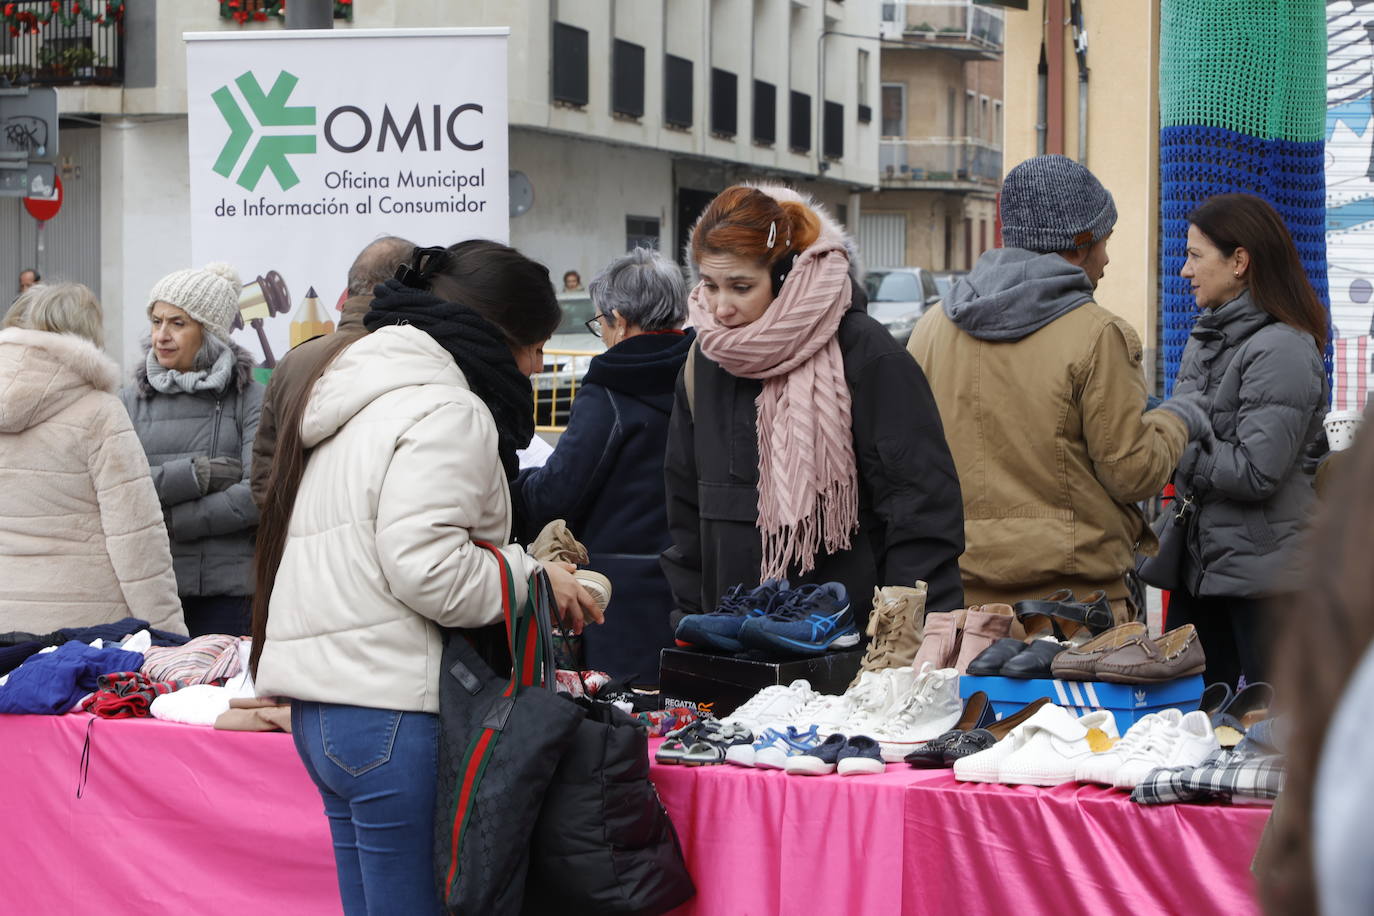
[1136,490,1195,592]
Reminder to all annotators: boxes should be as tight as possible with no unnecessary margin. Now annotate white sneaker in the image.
[998,707,1120,787]
[1112,710,1219,789]
[1074,710,1180,786]
[869,667,963,762]
[722,679,817,732]
[952,716,1039,783]
[843,665,918,727]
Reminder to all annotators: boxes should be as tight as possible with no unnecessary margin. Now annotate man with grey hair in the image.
[517,247,693,680]
[251,235,414,508]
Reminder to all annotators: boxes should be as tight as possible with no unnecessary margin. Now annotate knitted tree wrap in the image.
[1159,0,1331,393]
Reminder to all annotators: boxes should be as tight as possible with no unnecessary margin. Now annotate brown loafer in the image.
[1050,622,1148,681]
[1094,624,1206,684]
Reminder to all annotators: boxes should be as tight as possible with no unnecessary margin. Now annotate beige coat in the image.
[254,325,541,714]
[0,328,186,634]
[908,301,1187,605]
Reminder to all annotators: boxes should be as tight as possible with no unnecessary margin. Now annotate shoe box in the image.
[658,647,863,718]
[960,674,1205,732]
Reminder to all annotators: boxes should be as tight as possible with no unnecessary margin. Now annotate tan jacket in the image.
[908,301,1187,605]
[0,329,186,634]
[254,325,540,714]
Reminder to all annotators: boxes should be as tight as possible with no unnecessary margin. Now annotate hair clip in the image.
[767,221,777,249]
[394,246,448,290]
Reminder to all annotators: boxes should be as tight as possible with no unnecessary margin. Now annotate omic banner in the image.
[185,28,509,367]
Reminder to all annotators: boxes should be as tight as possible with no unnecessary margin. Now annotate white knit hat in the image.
[147,262,242,342]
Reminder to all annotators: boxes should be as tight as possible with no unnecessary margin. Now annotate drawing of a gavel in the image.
[233,270,291,368]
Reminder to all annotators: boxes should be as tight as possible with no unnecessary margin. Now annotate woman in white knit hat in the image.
[119,262,264,637]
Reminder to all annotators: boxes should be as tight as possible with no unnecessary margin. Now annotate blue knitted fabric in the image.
[1160,125,1330,393]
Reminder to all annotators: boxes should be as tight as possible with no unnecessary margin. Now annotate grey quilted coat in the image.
[1171,291,1328,598]
[118,344,263,598]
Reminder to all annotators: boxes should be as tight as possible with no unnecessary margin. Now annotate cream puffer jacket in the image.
[0,328,186,635]
[254,324,540,714]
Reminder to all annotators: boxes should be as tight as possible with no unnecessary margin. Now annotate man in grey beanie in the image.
[908,155,1209,626]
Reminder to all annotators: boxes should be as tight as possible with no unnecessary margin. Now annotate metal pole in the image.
[285,0,333,30]
[817,29,828,175]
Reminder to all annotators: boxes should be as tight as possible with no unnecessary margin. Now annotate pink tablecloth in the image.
[0,714,1268,916]
[650,739,1270,916]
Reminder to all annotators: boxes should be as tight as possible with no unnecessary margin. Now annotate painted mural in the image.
[1328,0,1374,409]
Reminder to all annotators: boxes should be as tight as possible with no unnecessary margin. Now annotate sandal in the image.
[1013,589,1113,641]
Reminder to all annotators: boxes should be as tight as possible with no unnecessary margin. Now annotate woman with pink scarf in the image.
[661,184,966,648]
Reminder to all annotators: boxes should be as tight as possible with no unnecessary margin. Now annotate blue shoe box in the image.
[959,674,1205,732]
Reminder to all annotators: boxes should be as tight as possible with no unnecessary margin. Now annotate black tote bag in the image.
[1137,491,1195,592]
[434,544,586,916]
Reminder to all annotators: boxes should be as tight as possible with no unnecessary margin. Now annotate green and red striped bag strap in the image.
[443,542,550,900]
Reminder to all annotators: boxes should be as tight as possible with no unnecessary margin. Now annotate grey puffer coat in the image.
[119,344,263,597]
[1172,291,1328,598]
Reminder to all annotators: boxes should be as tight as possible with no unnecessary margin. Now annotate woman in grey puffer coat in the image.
[1170,193,1328,689]
[119,263,263,637]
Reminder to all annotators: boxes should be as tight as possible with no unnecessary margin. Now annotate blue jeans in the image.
[291,701,444,916]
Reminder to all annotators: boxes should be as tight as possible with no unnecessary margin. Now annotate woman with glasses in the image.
[518,247,694,682]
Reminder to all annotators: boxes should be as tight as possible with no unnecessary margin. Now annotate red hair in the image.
[690,186,822,268]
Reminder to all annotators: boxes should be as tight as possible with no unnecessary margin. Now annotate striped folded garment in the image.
[140,635,244,686]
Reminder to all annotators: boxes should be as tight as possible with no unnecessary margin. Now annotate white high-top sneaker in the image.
[722,679,818,733]
[869,666,964,762]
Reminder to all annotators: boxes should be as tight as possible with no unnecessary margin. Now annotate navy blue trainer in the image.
[674,578,789,653]
[738,582,858,657]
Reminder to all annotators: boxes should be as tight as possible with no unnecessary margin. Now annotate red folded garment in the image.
[81,671,191,719]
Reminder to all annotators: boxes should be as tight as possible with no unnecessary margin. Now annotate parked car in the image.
[862,267,942,343]
[533,293,606,428]
[931,270,968,302]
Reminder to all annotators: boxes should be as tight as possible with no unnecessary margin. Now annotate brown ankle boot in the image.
[953,603,1014,674]
[849,581,928,687]
[910,607,967,671]
[529,519,589,565]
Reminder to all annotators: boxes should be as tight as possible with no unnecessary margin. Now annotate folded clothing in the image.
[0,643,47,677]
[57,618,190,649]
[141,635,243,686]
[554,669,612,699]
[214,699,292,733]
[635,707,699,737]
[81,671,191,719]
[0,642,146,715]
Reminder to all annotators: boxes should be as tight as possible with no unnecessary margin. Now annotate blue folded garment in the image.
[0,641,147,715]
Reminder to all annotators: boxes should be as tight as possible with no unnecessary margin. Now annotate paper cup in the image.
[1324,408,1364,451]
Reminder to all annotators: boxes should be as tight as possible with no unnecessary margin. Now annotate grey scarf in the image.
[144,339,236,395]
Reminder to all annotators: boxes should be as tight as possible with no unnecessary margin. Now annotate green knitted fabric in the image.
[1160,0,1325,141]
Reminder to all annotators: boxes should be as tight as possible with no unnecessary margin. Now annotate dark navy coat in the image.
[517,330,695,682]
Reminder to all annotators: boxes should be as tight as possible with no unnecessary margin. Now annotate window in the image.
[612,40,645,118]
[823,101,844,159]
[664,55,694,128]
[754,80,777,145]
[964,90,977,137]
[993,100,1003,145]
[857,50,870,107]
[881,84,905,137]
[881,2,898,24]
[626,216,660,251]
[711,68,738,137]
[790,90,811,152]
[552,22,589,107]
[864,270,920,302]
[980,96,989,140]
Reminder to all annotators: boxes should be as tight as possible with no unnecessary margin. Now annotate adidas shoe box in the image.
[959,675,1205,732]
[658,647,863,718]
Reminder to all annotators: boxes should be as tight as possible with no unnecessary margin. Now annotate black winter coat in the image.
[661,303,965,631]
[518,330,694,681]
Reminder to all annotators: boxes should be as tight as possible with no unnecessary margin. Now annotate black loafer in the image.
[966,638,1028,676]
[905,728,966,768]
[1000,639,1067,678]
[943,728,998,762]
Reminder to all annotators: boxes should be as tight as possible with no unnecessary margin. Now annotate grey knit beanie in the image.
[147,262,242,342]
[1000,155,1117,253]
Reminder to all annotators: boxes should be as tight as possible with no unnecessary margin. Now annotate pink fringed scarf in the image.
[688,242,859,580]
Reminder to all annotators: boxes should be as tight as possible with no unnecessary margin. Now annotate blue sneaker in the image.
[784,733,848,776]
[739,582,859,656]
[674,578,789,652]
[754,724,824,769]
[836,735,887,776]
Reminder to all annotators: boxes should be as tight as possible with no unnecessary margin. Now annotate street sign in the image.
[0,161,56,199]
[23,174,62,221]
[0,87,59,161]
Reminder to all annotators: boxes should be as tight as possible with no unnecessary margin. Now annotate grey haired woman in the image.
[517,247,694,682]
[119,262,263,637]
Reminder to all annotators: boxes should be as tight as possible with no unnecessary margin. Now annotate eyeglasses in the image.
[584,315,604,338]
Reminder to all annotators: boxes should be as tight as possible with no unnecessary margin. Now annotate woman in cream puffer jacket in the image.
[0,286,185,635]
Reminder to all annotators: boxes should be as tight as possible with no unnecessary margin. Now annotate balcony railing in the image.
[884,1,1004,53]
[0,2,124,87]
[879,138,1003,187]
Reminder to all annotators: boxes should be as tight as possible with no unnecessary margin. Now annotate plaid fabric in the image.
[635,707,699,738]
[1131,747,1286,806]
[81,671,191,718]
[140,635,242,686]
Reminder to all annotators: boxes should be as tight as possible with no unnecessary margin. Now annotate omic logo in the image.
[212,70,317,192]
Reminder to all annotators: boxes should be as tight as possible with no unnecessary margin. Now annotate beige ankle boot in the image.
[528,520,612,616]
[953,603,1014,674]
[849,581,928,687]
[910,607,967,671]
